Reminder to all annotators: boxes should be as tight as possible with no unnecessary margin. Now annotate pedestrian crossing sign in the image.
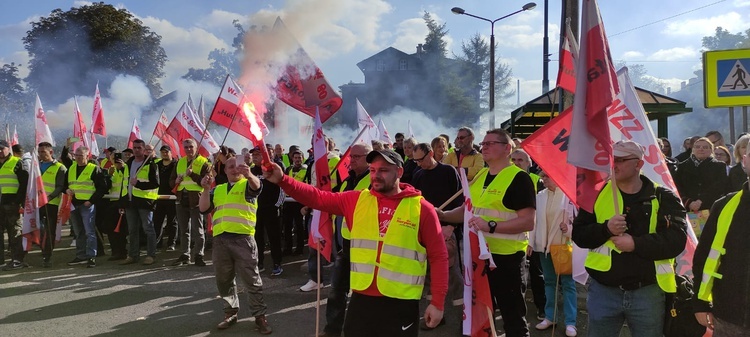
[704,49,750,108]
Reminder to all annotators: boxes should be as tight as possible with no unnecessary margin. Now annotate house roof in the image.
[500,87,692,138]
[356,47,415,72]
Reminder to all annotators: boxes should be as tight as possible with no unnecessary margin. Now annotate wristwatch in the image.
[488,220,497,233]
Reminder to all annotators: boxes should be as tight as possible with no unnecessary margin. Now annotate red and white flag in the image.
[461,169,495,337]
[91,83,106,136]
[309,108,333,262]
[166,103,219,157]
[56,194,71,242]
[154,109,169,140]
[197,95,206,126]
[152,109,182,156]
[89,131,100,157]
[566,0,619,213]
[377,119,391,145]
[22,150,48,251]
[273,17,342,123]
[72,97,89,152]
[128,118,142,148]
[356,99,378,144]
[557,20,579,94]
[210,75,269,145]
[34,94,55,146]
[11,125,18,146]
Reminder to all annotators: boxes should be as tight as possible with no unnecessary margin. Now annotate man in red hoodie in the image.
[264,149,448,337]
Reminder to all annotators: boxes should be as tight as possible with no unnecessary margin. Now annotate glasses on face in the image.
[613,157,640,163]
[350,154,367,160]
[693,145,711,150]
[479,141,508,147]
[412,152,430,162]
[715,152,729,158]
[456,135,468,140]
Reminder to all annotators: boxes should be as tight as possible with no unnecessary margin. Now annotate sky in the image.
[0,0,748,145]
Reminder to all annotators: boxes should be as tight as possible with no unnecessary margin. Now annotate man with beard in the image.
[444,127,484,180]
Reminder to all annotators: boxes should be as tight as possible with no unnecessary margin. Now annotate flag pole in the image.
[609,162,621,215]
[331,126,369,174]
[219,107,240,146]
[198,75,232,149]
[315,240,322,337]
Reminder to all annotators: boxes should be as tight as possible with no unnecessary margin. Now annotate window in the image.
[399,59,407,70]
[376,60,385,71]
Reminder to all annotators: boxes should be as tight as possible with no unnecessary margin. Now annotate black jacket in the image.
[675,156,729,211]
[728,163,746,193]
[692,182,750,328]
[573,175,687,286]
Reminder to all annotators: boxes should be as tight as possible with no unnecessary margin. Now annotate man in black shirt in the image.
[573,140,686,337]
[250,147,285,275]
[411,142,463,330]
[154,145,177,250]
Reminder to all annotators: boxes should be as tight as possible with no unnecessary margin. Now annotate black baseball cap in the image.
[159,145,172,152]
[105,146,117,153]
[0,140,9,149]
[366,149,404,168]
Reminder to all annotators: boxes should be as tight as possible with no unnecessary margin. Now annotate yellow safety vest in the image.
[109,164,128,199]
[469,166,529,255]
[697,190,742,302]
[349,191,426,300]
[100,158,110,169]
[589,181,677,293]
[0,156,20,194]
[281,154,291,168]
[287,165,308,182]
[340,174,372,240]
[41,162,63,206]
[328,156,340,189]
[130,161,158,200]
[176,156,208,192]
[212,179,258,236]
[530,172,540,193]
[68,163,97,201]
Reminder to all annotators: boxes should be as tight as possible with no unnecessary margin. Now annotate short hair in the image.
[183,139,197,146]
[457,127,474,138]
[485,128,513,143]
[371,140,385,151]
[511,148,532,164]
[123,148,133,154]
[403,137,418,147]
[352,142,373,153]
[705,130,723,140]
[735,134,750,158]
[133,139,145,146]
[431,136,446,149]
[12,144,23,153]
[414,143,432,154]
[76,146,90,153]
[38,142,53,150]
[395,132,405,139]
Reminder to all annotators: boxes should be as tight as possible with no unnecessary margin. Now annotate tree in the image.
[23,2,167,104]
[0,63,28,117]
[702,27,748,50]
[615,62,667,94]
[183,20,246,86]
[422,12,449,58]
[456,33,515,110]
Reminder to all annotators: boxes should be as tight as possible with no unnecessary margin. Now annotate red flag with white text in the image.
[566,0,619,212]
[273,17,342,123]
[72,97,89,152]
[35,94,55,146]
[11,125,18,146]
[210,75,269,144]
[557,20,579,94]
[91,83,107,136]
[22,150,47,251]
[309,109,333,262]
[166,103,219,157]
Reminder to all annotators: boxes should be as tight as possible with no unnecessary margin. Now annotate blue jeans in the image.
[126,208,156,259]
[540,253,577,326]
[587,278,665,337]
[71,204,97,259]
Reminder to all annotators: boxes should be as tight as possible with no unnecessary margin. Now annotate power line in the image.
[609,0,727,37]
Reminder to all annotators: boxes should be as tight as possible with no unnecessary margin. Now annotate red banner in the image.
[91,83,107,136]
[308,109,333,262]
[557,22,579,94]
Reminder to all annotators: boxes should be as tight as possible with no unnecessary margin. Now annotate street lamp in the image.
[452,2,536,130]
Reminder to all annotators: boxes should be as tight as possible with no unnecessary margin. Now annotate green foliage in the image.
[182,20,245,86]
[23,2,167,104]
[615,62,667,94]
[455,33,515,110]
[701,27,748,51]
[422,12,448,58]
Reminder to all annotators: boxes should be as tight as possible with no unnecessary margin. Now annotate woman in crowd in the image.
[675,137,730,213]
[431,136,449,163]
[714,146,731,171]
[728,134,750,191]
[530,171,578,337]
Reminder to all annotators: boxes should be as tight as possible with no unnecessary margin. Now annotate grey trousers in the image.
[176,205,204,258]
[212,233,267,317]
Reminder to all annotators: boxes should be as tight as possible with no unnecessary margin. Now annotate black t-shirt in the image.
[412,162,463,225]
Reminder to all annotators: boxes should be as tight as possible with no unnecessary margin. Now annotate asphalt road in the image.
[1,227,607,337]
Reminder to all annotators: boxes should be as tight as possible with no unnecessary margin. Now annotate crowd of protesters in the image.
[2,127,749,336]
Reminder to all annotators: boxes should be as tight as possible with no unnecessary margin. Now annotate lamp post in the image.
[452,2,537,130]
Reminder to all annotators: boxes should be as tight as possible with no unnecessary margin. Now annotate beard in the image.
[372,178,397,194]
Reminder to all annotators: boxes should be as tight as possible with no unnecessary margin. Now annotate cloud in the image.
[392,18,427,53]
[647,47,698,61]
[493,23,556,50]
[734,0,750,7]
[198,9,246,43]
[662,12,750,37]
[621,51,645,61]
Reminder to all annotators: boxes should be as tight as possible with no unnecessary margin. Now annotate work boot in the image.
[217,311,238,330]
[172,254,189,266]
[255,315,272,334]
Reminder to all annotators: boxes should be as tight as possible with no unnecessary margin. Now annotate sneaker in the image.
[142,256,155,265]
[87,258,96,268]
[299,279,322,292]
[419,317,446,330]
[535,319,555,330]
[537,311,546,321]
[216,312,238,330]
[69,240,76,247]
[172,255,189,266]
[565,325,578,337]
[67,257,88,265]
[255,315,272,335]
[194,256,206,267]
[2,260,28,271]
[166,245,176,251]
[258,263,265,273]
[120,257,137,265]
[271,265,283,276]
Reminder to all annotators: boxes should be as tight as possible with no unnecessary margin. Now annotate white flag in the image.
[356,99,378,143]
[34,95,55,146]
[377,118,391,144]
[89,131,100,157]
[22,150,47,251]
[128,118,142,148]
